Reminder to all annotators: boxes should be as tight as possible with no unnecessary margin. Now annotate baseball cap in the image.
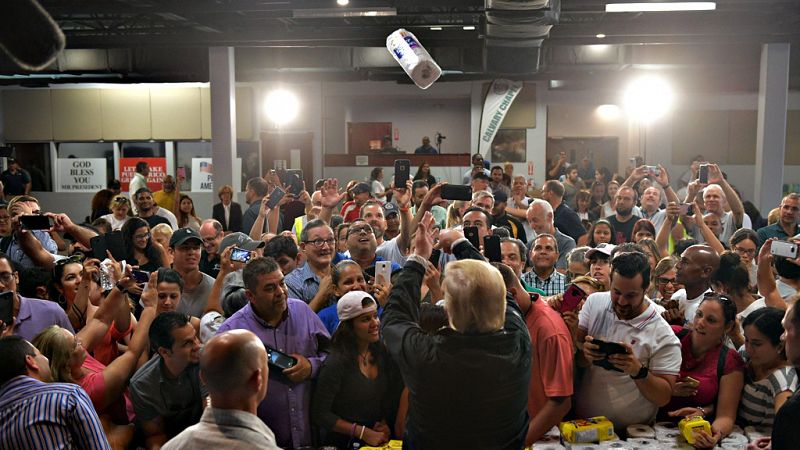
[493,191,508,204]
[170,228,203,248]
[352,182,371,196]
[337,290,378,322]
[219,232,266,253]
[383,202,399,217]
[585,243,616,260]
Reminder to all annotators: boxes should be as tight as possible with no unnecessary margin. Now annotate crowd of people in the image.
[0,154,799,450]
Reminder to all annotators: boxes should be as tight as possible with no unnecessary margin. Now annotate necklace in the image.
[359,350,371,366]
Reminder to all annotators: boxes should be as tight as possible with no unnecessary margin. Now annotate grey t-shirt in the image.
[177,272,215,318]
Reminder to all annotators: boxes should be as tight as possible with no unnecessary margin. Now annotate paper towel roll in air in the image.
[625,424,655,439]
[386,29,442,89]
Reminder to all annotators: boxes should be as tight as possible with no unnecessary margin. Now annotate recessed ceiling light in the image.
[430,26,443,31]
[596,33,606,39]
[606,2,716,12]
[463,26,476,31]
[336,0,348,5]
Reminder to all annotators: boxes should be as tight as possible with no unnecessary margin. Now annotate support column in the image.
[209,47,237,192]
[755,43,790,211]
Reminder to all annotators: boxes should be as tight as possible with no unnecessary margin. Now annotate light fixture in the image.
[463,25,476,30]
[430,26,443,31]
[596,33,606,39]
[606,2,716,12]
[264,89,300,126]
[336,0,349,5]
[623,75,674,123]
[596,104,621,120]
[587,44,611,53]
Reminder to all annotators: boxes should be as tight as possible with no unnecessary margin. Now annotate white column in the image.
[755,43,790,211]
[209,47,237,192]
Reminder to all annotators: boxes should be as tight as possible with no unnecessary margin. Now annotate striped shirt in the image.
[0,376,110,450]
[738,366,798,426]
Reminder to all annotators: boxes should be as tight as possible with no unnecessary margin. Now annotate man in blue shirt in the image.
[757,193,799,245]
[414,136,438,154]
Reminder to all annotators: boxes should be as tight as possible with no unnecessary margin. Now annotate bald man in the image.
[672,244,720,324]
[163,330,280,449]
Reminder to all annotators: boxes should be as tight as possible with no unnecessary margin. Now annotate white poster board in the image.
[56,158,107,192]
[191,158,242,192]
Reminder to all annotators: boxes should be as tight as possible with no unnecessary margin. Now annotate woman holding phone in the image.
[659,293,745,448]
[311,290,402,448]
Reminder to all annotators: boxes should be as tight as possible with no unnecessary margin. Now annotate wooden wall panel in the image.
[52,89,102,141]
[101,88,151,140]
[150,87,202,139]
[2,90,53,141]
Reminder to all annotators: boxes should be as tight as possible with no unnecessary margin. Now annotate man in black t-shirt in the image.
[605,186,640,244]
[0,158,31,197]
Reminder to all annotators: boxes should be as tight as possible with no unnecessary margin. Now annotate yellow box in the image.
[559,416,615,443]
[361,440,403,450]
[679,415,711,445]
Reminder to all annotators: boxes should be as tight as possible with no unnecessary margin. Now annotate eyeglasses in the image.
[202,233,221,244]
[703,291,733,304]
[56,255,84,266]
[304,238,335,248]
[134,232,151,241]
[732,246,756,256]
[657,277,676,285]
[348,225,374,236]
[0,272,15,284]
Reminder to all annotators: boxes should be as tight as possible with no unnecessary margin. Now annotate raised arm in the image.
[757,239,786,310]
[708,164,744,227]
[318,179,346,225]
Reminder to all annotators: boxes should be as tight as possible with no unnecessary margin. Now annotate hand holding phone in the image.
[19,215,53,230]
[483,235,501,262]
[395,159,411,187]
[230,247,252,264]
[464,226,480,250]
[698,164,709,184]
[375,261,392,286]
[679,203,694,216]
[266,187,286,209]
[441,184,472,201]
[267,347,297,370]
[559,284,586,313]
[771,241,798,259]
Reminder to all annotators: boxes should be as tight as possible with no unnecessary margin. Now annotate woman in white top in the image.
[712,251,766,349]
[738,307,797,427]
[100,195,132,230]
[370,167,386,199]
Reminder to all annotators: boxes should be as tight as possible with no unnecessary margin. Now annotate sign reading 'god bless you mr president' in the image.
[56,158,107,192]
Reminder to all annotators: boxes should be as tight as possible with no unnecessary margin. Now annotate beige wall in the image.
[1,86,254,142]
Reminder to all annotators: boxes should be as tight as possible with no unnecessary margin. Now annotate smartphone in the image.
[441,184,473,201]
[131,269,150,284]
[646,165,661,177]
[0,291,13,325]
[90,231,126,261]
[771,241,799,259]
[19,215,52,230]
[591,338,628,356]
[483,235,501,262]
[681,376,701,387]
[267,347,297,370]
[560,284,586,313]
[464,226,480,249]
[679,203,694,216]
[266,187,286,209]
[177,166,186,179]
[698,164,709,184]
[375,260,392,286]
[395,159,411,187]
[286,169,304,195]
[230,247,252,264]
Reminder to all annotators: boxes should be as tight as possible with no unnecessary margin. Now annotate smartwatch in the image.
[631,365,649,380]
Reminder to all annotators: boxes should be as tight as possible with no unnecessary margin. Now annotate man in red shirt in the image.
[340,182,372,222]
[496,263,573,446]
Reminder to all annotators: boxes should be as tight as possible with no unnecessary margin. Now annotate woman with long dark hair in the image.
[121,217,165,272]
[413,161,436,187]
[175,194,201,230]
[90,189,114,222]
[312,291,401,448]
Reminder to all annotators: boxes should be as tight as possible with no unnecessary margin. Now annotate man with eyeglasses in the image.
[0,252,73,340]
[134,187,178,230]
[344,219,401,272]
[757,193,799,246]
[285,219,336,310]
[199,219,224,278]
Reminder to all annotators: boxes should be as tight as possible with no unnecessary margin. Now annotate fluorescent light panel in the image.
[606,2,716,12]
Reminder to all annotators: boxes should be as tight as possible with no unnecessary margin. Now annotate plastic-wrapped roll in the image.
[626,438,660,447]
[658,443,694,450]
[744,425,772,441]
[567,444,604,450]
[532,443,566,450]
[600,442,634,449]
[720,442,746,450]
[386,29,442,89]
[730,425,744,435]
[625,424,656,439]
[655,429,681,442]
[544,426,562,438]
[723,433,748,444]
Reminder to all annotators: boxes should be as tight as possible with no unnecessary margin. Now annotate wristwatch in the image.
[630,365,649,380]
[115,281,128,294]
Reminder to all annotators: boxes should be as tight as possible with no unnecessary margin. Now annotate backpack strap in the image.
[717,345,729,383]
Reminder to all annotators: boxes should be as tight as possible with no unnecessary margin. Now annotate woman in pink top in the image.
[659,292,745,448]
[33,270,158,427]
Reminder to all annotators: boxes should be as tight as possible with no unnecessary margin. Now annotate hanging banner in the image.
[478,79,523,157]
[191,158,243,192]
[56,158,107,192]
[119,157,167,192]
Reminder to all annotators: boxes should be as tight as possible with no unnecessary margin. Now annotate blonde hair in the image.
[217,184,234,199]
[442,259,506,333]
[767,207,780,226]
[31,326,75,383]
[446,200,467,228]
[151,223,174,243]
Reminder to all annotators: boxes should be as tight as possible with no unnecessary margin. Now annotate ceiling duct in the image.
[485,0,560,73]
